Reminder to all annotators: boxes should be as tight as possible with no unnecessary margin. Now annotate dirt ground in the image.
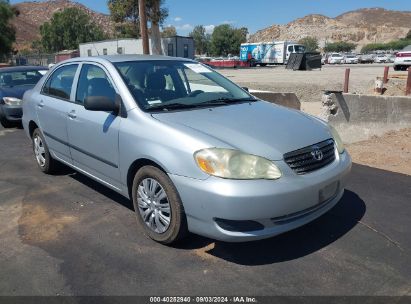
[346,128,411,176]
[219,64,409,103]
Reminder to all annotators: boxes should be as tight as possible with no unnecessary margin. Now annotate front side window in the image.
[87,49,92,56]
[117,47,123,54]
[42,64,78,100]
[103,48,108,55]
[76,64,116,105]
[288,46,293,52]
[115,60,254,112]
[0,69,46,87]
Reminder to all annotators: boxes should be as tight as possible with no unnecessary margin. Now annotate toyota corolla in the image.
[22,55,351,244]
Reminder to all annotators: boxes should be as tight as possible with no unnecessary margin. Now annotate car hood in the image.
[0,85,34,99]
[152,101,332,160]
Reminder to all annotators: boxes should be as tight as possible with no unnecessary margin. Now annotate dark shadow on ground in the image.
[68,171,134,211]
[175,190,366,266]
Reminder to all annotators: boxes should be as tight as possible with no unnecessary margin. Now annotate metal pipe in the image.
[343,68,350,93]
[383,66,389,84]
[406,68,411,96]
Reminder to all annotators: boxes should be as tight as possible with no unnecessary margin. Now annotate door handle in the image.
[37,101,44,108]
[68,110,76,119]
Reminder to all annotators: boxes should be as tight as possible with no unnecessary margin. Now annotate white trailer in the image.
[240,41,305,66]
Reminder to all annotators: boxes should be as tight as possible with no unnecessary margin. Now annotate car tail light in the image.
[397,53,411,57]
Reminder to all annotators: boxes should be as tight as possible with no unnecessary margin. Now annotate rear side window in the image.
[42,64,78,100]
[75,64,116,105]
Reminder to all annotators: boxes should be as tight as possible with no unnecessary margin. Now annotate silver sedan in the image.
[22,55,351,244]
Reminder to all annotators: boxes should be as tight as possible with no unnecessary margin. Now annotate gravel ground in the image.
[346,128,411,176]
[219,64,409,103]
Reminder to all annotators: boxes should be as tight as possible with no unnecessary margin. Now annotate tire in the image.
[132,165,188,244]
[32,128,59,174]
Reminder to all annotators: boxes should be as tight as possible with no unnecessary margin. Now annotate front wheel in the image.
[132,166,188,244]
[32,128,59,174]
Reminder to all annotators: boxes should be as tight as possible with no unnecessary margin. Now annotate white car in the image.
[328,53,344,64]
[394,45,411,71]
[374,54,388,63]
[343,55,358,64]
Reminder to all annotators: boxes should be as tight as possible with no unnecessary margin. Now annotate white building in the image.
[79,36,195,59]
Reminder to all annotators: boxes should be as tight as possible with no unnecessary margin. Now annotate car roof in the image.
[0,65,48,72]
[62,55,195,64]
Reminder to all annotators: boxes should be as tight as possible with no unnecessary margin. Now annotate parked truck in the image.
[240,41,305,66]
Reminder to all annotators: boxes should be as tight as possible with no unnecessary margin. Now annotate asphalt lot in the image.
[0,125,410,296]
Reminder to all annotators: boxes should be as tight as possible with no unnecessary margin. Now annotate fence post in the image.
[343,68,350,93]
[406,68,411,96]
[383,66,389,84]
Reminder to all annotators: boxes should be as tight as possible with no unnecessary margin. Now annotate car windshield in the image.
[332,54,341,57]
[115,60,255,112]
[346,55,356,58]
[0,69,46,87]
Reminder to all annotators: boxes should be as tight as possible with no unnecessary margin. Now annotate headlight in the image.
[3,97,22,106]
[329,125,345,154]
[194,148,282,180]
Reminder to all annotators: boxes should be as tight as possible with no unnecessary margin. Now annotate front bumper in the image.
[170,151,352,242]
[0,104,23,121]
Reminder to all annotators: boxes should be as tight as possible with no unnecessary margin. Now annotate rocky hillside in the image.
[249,8,411,50]
[11,0,114,50]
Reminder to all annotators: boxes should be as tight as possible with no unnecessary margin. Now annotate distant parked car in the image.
[328,53,344,64]
[374,54,388,63]
[358,54,374,64]
[386,54,395,63]
[0,66,48,128]
[394,45,411,71]
[343,54,358,64]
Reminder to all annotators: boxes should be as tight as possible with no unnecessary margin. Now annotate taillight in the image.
[397,53,411,57]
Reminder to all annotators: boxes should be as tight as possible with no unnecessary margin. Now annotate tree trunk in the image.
[138,0,149,54]
[150,0,163,55]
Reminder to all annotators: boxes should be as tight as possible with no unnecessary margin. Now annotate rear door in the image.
[66,63,121,190]
[37,64,79,164]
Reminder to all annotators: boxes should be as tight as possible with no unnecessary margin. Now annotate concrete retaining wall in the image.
[322,93,411,143]
[250,91,301,110]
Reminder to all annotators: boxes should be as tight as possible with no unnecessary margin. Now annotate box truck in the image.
[240,41,305,66]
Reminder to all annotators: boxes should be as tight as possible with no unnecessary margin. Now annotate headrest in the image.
[146,72,166,91]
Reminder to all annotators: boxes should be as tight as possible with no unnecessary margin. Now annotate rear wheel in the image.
[32,128,59,174]
[132,166,188,244]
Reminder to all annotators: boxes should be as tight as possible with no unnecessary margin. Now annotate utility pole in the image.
[139,0,149,55]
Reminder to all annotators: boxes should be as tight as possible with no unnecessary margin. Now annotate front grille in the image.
[284,139,336,175]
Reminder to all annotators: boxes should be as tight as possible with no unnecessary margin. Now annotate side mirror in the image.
[242,87,249,92]
[84,95,120,113]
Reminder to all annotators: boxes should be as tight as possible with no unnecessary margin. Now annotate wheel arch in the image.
[28,120,39,138]
[126,158,168,199]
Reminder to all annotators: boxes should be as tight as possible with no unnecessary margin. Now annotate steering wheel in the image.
[187,90,204,97]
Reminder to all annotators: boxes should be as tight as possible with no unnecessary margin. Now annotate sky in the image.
[10,0,411,35]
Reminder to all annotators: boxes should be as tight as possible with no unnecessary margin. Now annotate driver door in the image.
[66,63,122,190]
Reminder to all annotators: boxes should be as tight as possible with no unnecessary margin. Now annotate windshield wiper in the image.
[146,102,197,111]
[197,97,257,106]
